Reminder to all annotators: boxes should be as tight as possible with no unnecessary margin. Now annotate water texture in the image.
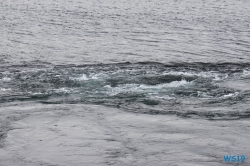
[1,62,250,119]
[1,1,250,165]
[1,0,250,119]
[1,0,250,65]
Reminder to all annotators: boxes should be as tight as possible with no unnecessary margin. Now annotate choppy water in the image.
[1,0,250,120]
[1,62,250,119]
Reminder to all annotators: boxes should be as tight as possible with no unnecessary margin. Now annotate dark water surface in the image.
[1,0,250,119]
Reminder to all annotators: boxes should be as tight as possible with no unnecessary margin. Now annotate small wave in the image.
[104,84,140,96]
[71,74,89,81]
[220,92,239,99]
[163,71,228,81]
[53,88,72,93]
[105,80,191,96]
[153,95,175,100]
[70,73,102,81]
[141,79,191,88]
[0,88,11,91]
[1,77,11,82]
[241,69,250,78]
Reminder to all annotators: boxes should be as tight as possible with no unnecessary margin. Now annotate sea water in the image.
[0,0,250,165]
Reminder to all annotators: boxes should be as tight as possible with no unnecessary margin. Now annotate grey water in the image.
[1,1,250,166]
[1,0,250,119]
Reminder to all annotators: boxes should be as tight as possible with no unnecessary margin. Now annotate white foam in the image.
[75,74,89,81]
[28,92,44,95]
[105,80,191,95]
[164,71,196,77]
[0,88,11,91]
[197,91,212,98]
[163,71,227,81]
[241,69,250,78]
[153,95,176,100]
[220,92,239,98]
[2,77,11,82]
[71,73,102,81]
[140,79,191,89]
[54,88,71,93]
[104,84,140,95]
[89,73,106,80]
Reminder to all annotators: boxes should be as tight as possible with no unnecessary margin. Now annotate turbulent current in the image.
[1,62,250,119]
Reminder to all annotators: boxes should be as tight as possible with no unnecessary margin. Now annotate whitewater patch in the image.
[163,71,228,81]
[105,79,192,96]
[1,63,250,118]
[152,95,176,100]
[70,73,103,81]
[53,88,72,94]
[220,92,239,99]
[0,88,11,91]
[241,69,250,78]
[140,79,191,89]
[1,77,11,82]
[70,74,89,81]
